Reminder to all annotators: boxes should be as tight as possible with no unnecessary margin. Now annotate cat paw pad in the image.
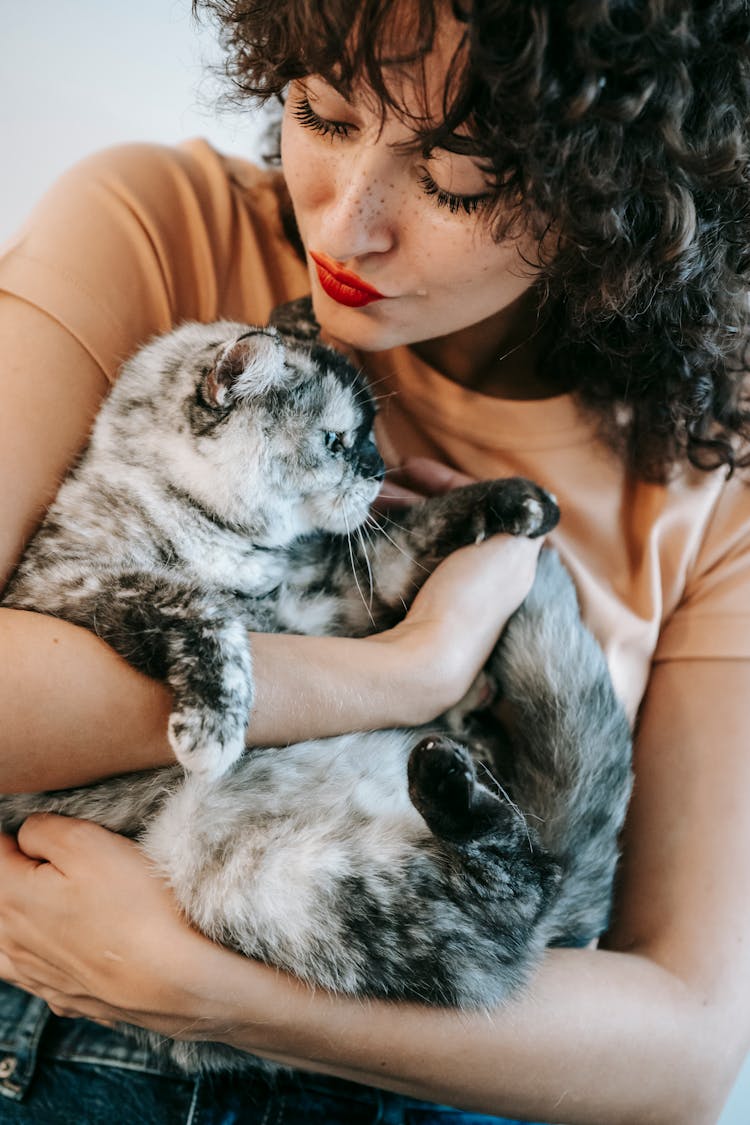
[408,736,512,841]
[408,736,476,822]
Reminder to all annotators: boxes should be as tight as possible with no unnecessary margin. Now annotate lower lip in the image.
[312,261,386,308]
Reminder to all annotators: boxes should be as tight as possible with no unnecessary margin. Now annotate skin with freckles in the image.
[2,2,750,1121]
[280,11,555,398]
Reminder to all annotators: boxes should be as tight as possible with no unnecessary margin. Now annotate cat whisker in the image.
[374,510,420,537]
[476,762,535,854]
[359,520,383,589]
[367,390,398,407]
[365,515,431,576]
[359,372,393,396]
[356,524,375,614]
[344,510,375,627]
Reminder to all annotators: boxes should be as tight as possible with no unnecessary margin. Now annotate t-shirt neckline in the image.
[371,343,599,452]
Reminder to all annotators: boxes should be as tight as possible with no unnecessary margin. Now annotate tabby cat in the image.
[0,299,632,1073]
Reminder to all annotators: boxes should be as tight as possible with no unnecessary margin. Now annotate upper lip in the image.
[309,251,386,299]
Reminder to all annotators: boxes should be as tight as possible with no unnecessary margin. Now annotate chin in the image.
[312,294,418,354]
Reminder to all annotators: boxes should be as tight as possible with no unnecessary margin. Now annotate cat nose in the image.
[358,441,386,483]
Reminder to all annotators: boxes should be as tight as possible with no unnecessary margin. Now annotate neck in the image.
[411,291,561,401]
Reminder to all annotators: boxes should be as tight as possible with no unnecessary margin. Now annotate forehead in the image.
[287,345,373,426]
[318,374,362,428]
[322,3,470,143]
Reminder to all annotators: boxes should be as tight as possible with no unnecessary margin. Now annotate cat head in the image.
[110,307,385,544]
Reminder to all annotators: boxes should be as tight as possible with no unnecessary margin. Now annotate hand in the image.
[0,815,221,1036]
[371,459,546,717]
[389,532,544,717]
[375,456,475,512]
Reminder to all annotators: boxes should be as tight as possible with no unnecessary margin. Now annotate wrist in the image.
[366,624,461,726]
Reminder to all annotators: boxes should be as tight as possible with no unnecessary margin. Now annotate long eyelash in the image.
[291,95,490,216]
[291,95,351,140]
[417,171,491,216]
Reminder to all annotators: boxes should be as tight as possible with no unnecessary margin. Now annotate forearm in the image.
[0,609,426,792]
[0,608,174,791]
[187,944,729,1125]
[244,628,434,745]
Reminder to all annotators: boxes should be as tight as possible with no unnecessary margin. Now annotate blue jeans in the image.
[0,983,545,1124]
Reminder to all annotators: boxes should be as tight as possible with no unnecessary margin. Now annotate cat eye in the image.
[323,431,347,455]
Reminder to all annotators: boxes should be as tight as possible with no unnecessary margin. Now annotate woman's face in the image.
[280,21,541,356]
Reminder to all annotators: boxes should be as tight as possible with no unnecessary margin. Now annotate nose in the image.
[319,150,401,261]
[357,439,386,483]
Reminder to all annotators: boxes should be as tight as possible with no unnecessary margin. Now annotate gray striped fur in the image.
[0,300,632,1074]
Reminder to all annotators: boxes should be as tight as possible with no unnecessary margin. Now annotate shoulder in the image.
[0,140,309,382]
[653,466,750,657]
[61,139,295,251]
[21,138,288,237]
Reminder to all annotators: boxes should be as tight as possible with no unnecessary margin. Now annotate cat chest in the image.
[273,584,341,635]
[191,549,286,597]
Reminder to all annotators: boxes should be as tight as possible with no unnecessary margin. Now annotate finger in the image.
[398,457,475,494]
[0,947,76,998]
[0,948,23,985]
[16,814,123,869]
[0,831,46,879]
[15,813,81,866]
[48,1002,80,1020]
[372,481,424,512]
[466,530,545,576]
[0,832,24,863]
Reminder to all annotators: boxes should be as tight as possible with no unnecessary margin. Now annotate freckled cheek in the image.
[412,221,481,281]
[280,125,337,219]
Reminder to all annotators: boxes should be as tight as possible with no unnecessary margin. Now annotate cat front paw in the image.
[477,478,559,541]
[168,707,246,780]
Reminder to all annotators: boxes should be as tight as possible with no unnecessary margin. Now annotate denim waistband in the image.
[0,982,188,1102]
[0,986,51,1101]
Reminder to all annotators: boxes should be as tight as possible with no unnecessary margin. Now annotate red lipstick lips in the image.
[310,251,386,308]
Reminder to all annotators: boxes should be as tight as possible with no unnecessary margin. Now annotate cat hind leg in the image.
[407,735,518,842]
[488,547,633,941]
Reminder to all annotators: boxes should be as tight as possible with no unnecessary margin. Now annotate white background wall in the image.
[2,4,749,1121]
[1,0,267,244]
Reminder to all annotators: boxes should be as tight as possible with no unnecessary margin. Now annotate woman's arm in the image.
[0,294,539,791]
[1,657,747,1124]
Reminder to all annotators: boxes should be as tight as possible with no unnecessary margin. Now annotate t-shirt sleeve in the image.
[0,139,308,384]
[654,473,750,662]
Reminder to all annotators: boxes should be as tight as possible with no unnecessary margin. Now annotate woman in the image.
[0,2,749,1122]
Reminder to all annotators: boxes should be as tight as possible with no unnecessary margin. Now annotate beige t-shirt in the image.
[2,138,749,722]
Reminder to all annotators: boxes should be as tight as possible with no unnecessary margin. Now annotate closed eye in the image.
[292,95,352,140]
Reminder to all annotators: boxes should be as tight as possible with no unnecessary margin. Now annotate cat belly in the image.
[141,729,427,990]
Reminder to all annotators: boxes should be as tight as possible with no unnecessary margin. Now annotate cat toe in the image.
[509,481,559,537]
[522,487,559,537]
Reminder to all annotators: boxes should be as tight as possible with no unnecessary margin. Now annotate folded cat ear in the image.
[203,330,286,407]
[268,296,320,343]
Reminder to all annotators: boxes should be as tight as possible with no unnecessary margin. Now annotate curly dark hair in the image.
[194,0,750,481]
